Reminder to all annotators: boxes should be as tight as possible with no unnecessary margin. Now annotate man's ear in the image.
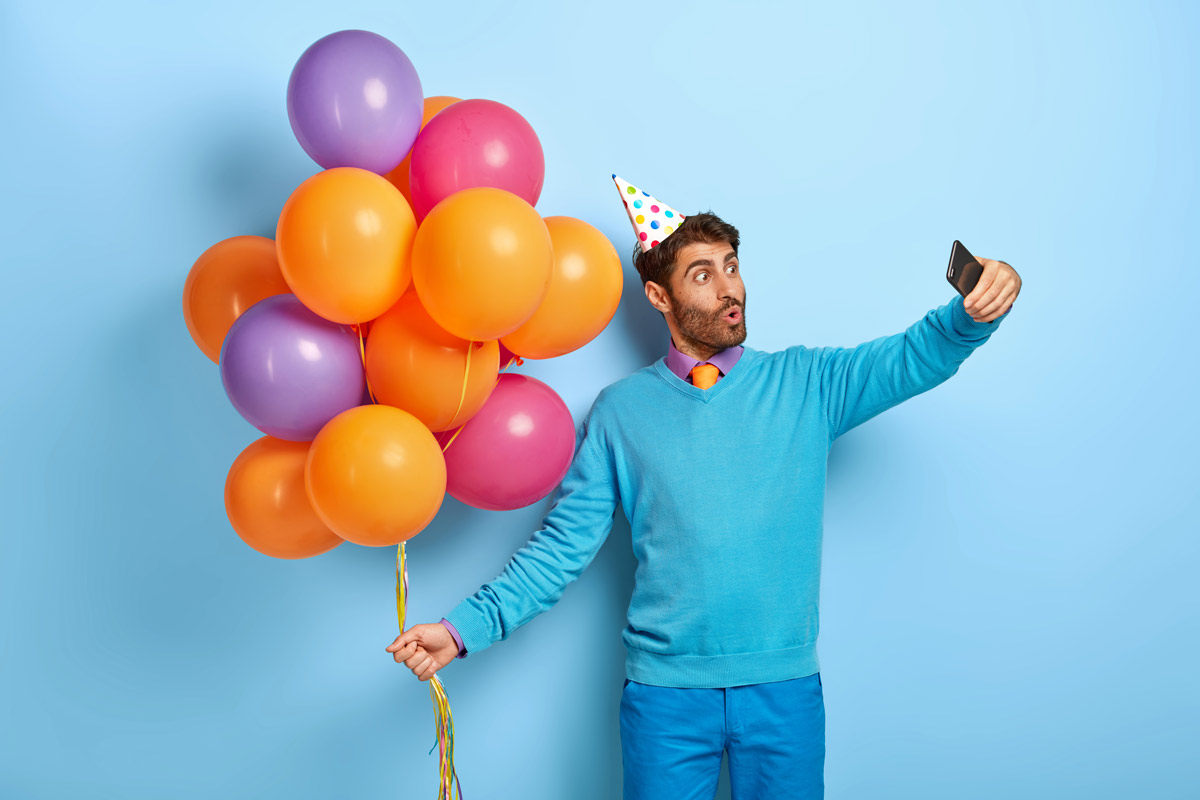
[645,281,672,315]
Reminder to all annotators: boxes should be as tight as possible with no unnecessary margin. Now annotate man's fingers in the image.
[391,641,419,663]
[406,652,432,672]
[386,630,418,653]
[964,260,998,310]
[977,284,1014,320]
[386,631,417,655]
[418,660,439,681]
[969,278,1005,318]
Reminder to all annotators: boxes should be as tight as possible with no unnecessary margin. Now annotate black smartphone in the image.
[946,240,983,298]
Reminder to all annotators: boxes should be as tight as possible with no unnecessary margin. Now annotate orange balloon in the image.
[411,187,553,340]
[182,235,291,363]
[365,289,500,431]
[305,405,446,546]
[224,436,343,559]
[276,167,418,324]
[385,95,462,205]
[501,216,623,359]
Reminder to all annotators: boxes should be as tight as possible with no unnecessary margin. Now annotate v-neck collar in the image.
[652,346,757,403]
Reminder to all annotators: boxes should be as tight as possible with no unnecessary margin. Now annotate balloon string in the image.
[446,343,472,431]
[357,324,458,797]
[429,676,462,798]
[440,350,522,455]
[419,350,522,796]
[352,324,377,404]
[388,345,526,796]
[397,541,463,798]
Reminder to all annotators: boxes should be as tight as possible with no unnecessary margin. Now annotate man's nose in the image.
[715,272,741,302]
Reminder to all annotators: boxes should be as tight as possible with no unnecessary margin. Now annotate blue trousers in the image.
[619,673,825,800]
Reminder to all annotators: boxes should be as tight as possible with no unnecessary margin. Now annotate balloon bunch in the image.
[181,29,622,799]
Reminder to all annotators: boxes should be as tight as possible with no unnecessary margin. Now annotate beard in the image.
[668,289,747,354]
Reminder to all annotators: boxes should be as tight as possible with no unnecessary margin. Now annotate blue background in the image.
[3,1,1197,797]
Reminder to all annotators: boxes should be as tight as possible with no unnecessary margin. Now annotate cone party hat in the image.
[612,174,687,253]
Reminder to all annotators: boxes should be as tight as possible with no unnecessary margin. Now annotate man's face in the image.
[662,240,747,351]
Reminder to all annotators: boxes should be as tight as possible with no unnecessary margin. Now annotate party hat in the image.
[612,174,687,253]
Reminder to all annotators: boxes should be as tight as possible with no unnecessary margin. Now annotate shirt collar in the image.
[665,337,744,382]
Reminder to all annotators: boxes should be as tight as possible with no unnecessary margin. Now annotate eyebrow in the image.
[685,251,738,276]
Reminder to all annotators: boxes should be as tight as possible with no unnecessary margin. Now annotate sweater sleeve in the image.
[443,407,620,657]
[817,293,1010,441]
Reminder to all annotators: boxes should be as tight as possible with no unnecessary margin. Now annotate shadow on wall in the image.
[184,92,319,239]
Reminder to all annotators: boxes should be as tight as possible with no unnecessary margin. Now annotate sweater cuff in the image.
[439,618,467,659]
[445,601,494,657]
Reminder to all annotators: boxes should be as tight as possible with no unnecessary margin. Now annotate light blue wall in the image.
[3,1,1197,797]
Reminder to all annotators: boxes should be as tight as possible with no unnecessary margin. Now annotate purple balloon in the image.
[287,29,424,174]
[220,294,366,441]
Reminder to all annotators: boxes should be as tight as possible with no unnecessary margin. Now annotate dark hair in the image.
[630,211,740,292]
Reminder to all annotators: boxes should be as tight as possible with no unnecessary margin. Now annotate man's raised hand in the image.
[964,258,1021,323]
[386,622,458,682]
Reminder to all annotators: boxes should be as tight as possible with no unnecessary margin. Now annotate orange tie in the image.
[690,362,720,390]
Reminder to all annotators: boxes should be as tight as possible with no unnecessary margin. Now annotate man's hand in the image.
[385,623,458,682]
[964,258,1021,323]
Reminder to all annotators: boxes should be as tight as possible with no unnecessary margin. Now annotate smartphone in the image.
[946,240,983,298]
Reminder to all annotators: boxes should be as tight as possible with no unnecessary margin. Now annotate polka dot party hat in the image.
[612,174,687,253]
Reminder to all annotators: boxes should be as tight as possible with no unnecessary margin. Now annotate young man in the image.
[386,177,1021,799]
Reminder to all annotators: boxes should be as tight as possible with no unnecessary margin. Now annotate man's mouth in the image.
[722,306,742,323]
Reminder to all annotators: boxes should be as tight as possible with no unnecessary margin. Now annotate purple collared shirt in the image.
[439,337,744,657]
[664,337,744,383]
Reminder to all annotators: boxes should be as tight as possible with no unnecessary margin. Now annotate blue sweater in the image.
[445,294,1009,688]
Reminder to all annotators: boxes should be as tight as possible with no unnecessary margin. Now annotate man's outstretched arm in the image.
[387,404,620,679]
[818,258,1021,441]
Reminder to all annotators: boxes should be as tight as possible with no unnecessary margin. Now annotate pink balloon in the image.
[434,374,574,511]
[407,98,545,221]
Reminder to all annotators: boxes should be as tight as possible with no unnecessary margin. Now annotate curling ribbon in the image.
[397,542,463,799]
[356,322,527,800]
[355,322,470,798]
[352,324,378,405]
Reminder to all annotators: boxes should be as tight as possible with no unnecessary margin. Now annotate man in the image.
[386,176,1021,798]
